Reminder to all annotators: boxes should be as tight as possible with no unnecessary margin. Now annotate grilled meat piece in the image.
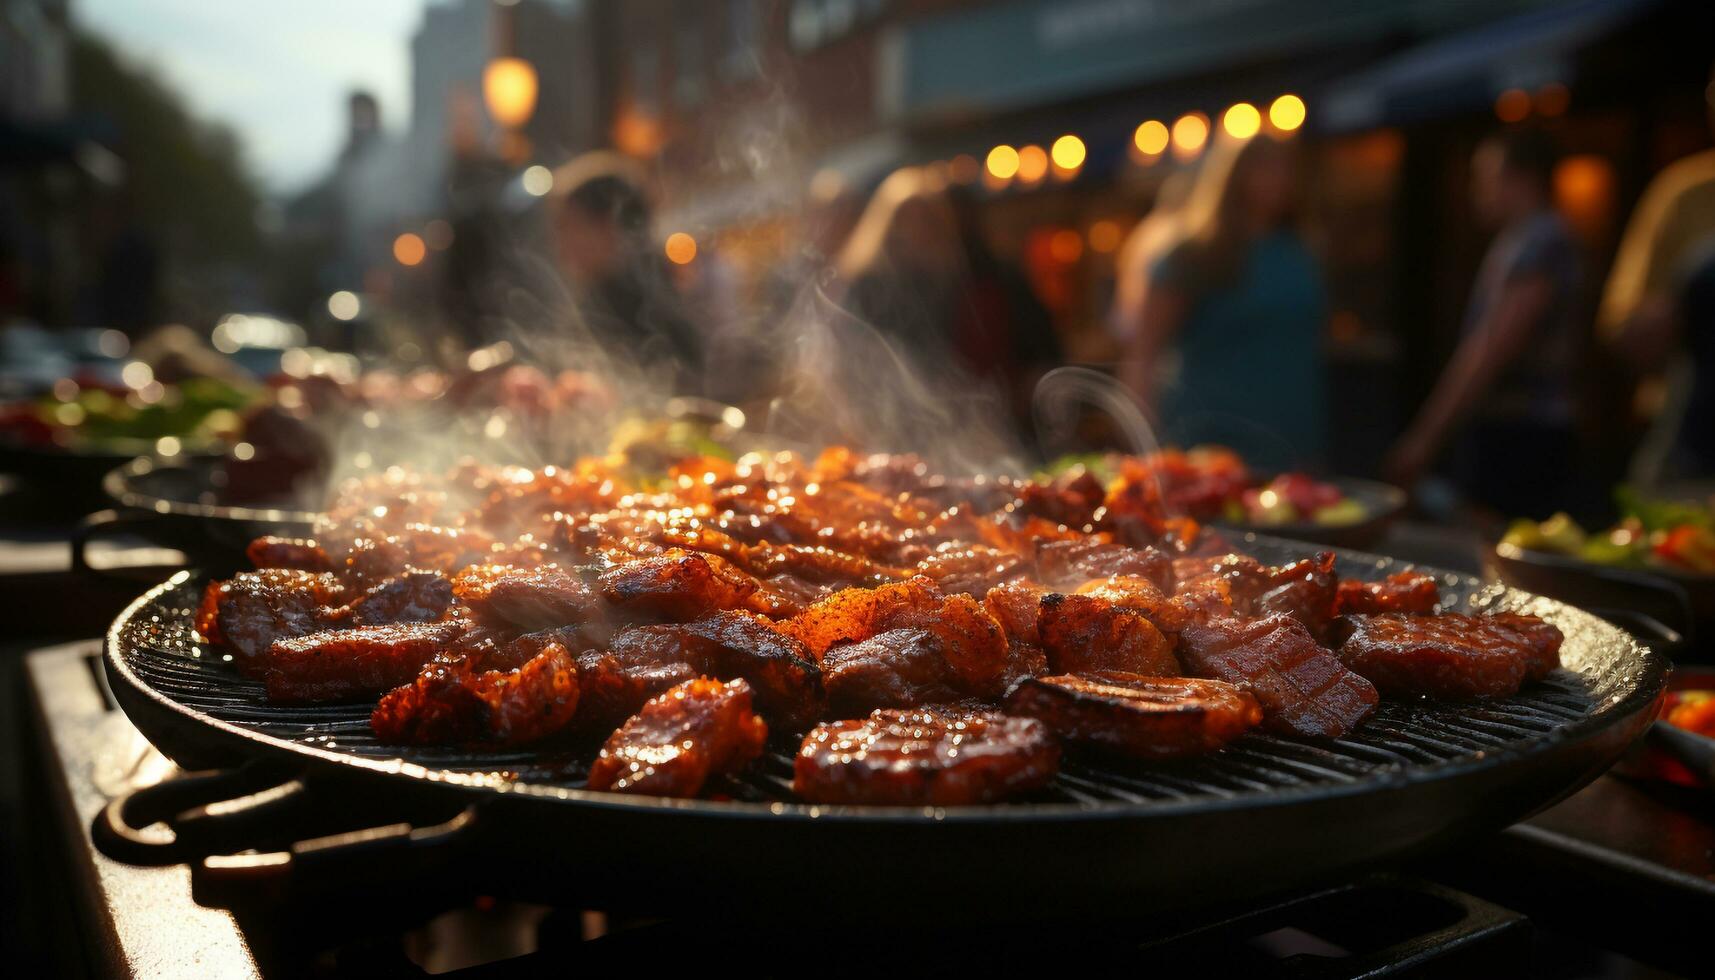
[982,582,1051,686]
[586,677,768,797]
[1334,571,1441,616]
[1005,672,1262,759]
[824,627,989,714]
[1037,593,1180,677]
[1490,612,1565,680]
[607,611,825,730]
[1173,552,1339,640]
[199,570,347,672]
[1035,539,1170,592]
[913,544,1025,597]
[794,708,1060,806]
[371,640,580,747]
[245,536,329,571]
[338,523,494,582]
[982,581,1045,645]
[1178,614,1378,738]
[573,652,699,733]
[598,550,761,621]
[344,571,454,627]
[1335,612,1563,699]
[1073,575,1192,634]
[1011,469,1106,527]
[786,577,940,657]
[454,563,605,632]
[786,578,1009,697]
[265,621,469,702]
[1251,553,1339,643]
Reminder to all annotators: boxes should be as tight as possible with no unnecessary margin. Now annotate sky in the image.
[76,0,429,195]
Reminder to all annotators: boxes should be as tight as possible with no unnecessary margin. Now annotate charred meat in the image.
[585,677,768,797]
[794,708,1060,806]
[1006,672,1262,759]
[1335,612,1563,699]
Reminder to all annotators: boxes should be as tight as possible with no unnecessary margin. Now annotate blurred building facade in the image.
[0,0,74,324]
[577,0,1714,475]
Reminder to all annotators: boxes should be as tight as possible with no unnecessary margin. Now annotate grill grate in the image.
[114,565,1621,809]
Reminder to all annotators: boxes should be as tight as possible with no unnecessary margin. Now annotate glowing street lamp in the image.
[484,56,538,164]
[483,57,539,128]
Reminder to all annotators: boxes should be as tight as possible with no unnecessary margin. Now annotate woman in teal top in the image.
[1116,133,1328,470]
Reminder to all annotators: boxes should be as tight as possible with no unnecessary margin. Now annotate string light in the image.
[1017,144,1049,183]
[1171,112,1209,159]
[986,145,1020,180]
[1269,94,1307,132]
[1050,134,1086,171]
[1222,102,1261,140]
[1133,120,1169,156]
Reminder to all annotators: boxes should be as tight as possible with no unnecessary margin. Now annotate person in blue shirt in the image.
[1116,132,1328,470]
[1384,129,1583,516]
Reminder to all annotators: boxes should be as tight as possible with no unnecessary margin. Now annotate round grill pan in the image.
[104,537,1667,917]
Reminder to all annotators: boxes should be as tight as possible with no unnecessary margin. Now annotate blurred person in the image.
[86,189,163,337]
[1599,67,1715,479]
[1116,133,1328,467]
[1384,129,1583,516]
[835,167,1059,422]
[548,152,702,385]
[1109,171,1193,344]
[833,166,965,357]
[945,183,1062,422]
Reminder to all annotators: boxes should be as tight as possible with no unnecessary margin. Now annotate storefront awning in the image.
[1316,0,1662,132]
[879,0,1563,125]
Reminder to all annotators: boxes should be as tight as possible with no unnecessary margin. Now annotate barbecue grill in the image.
[98,537,1667,920]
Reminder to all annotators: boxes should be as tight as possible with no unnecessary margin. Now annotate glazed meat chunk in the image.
[1073,575,1192,635]
[913,544,1024,597]
[824,627,990,713]
[1005,672,1262,759]
[454,564,605,633]
[1334,571,1441,616]
[1035,539,1170,592]
[1335,612,1564,699]
[1250,553,1339,642]
[199,570,347,672]
[573,652,699,733]
[343,571,454,627]
[371,639,580,747]
[265,621,468,702]
[1178,614,1378,738]
[982,582,1051,686]
[1037,593,1180,678]
[794,708,1060,806]
[585,677,768,797]
[245,536,329,572]
[1172,553,1339,640]
[607,611,825,730]
[597,550,760,621]
[787,578,1009,696]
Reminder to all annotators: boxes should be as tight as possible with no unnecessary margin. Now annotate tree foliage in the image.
[70,31,262,264]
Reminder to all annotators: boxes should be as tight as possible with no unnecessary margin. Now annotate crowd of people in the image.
[509,75,1715,521]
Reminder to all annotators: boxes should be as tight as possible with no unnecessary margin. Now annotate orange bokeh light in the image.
[1017,144,1049,183]
[1049,228,1084,264]
[393,232,427,267]
[1495,88,1531,123]
[1171,113,1209,159]
[664,232,698,265]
